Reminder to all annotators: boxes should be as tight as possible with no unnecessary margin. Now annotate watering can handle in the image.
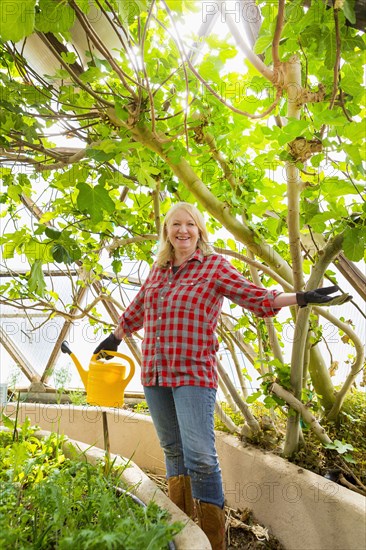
[61,341,72,355]
[91,351,135,385]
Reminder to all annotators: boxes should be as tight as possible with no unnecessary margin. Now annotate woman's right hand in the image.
[93,333,122,358]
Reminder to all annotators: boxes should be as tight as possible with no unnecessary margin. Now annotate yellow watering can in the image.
[61,341,135,407]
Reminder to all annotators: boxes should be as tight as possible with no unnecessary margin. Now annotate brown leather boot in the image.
[167,475,195,518]
[195,499,226,550]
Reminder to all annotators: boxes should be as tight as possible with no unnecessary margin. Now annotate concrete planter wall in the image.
[3,402,365,550]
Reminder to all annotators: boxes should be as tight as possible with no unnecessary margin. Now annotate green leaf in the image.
[164,0,185,12]
[50,232,82,264]
[35,0,75,33]
[7,185,22,201]
[61,51,78,65]
[253,33,273,55]
[45,227,62,240]
[52,243,71,264]
[0,0,36,41]
[324,29,336,70]
[325,439,354,454]
[135,163,161,188]
[112,259,122,275]
[28,259,46,297]
[1,413,16,430]
[115,0,147,24]
[39,211,56,224]
[2,240,17,260]
[246,391,261,403]
[343,453,357,464]
[74,0,90,13]
[76,182,115,222]
[342,0,356,24]
[277,119,311,146]
[325,177,363,197]
[227,238,237,251]
[313,110,347,128]
[343,227,365,261]
[263,395,280,409]
[342,122,365,144]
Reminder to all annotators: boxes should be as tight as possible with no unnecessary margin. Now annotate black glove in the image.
[94,333,122,358]
[296,285,352,308]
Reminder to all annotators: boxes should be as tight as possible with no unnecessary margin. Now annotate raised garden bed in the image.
[0,413,210,550]
[2,402,365,550]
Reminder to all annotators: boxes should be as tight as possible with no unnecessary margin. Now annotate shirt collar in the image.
[168,248,204,267]
[192,248,204,263]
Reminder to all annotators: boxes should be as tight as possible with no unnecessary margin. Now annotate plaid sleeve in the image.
[117,269,154,335]
[215,257,282,318]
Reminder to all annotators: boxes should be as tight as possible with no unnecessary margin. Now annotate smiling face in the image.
[166,208,200,261]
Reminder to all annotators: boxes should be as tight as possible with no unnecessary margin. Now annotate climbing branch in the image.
[329,5,342,110]
[69,0,139,95]
[214,401,241,435]
[217,358,261,435]
[187,62,282,119]
[0,294,123,325]
[107,235,158,254]
[200,131,238,190]
[270,382,332,445]
[272,0,286,67]
[314,307,365,421]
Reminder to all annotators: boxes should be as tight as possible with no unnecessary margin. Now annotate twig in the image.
[157,2,191,150]
[339,474,366,496]
[272,0,285,67]
[187,62,282,119]
[270,382,332,445]
[338,459,366,492]
[140,0,158,135]
[36,32,114,107]
[329,4,342,110]
[69,0,138,95]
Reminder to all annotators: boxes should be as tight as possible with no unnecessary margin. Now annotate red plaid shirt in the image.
[118,250,282,388]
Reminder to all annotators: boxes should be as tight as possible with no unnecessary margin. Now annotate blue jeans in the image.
[143,384,225,508]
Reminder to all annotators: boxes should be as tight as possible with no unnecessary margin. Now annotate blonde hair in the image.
[156,202,214,267]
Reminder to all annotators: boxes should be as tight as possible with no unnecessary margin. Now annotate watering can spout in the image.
[60,340,89,389]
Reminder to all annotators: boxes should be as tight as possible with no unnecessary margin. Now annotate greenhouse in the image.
[0,1,365,549]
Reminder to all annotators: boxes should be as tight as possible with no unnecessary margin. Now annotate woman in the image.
[94,202,349,550]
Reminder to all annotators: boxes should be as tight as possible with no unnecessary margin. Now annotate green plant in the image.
[0,415,183,549]
[324,439,355,463]
[68,389,87,405]
[53,366,72,404]
[131,400,150,414]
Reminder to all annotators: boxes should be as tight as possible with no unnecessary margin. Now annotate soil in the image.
[225,507,286,550]
[227,528,285,550]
